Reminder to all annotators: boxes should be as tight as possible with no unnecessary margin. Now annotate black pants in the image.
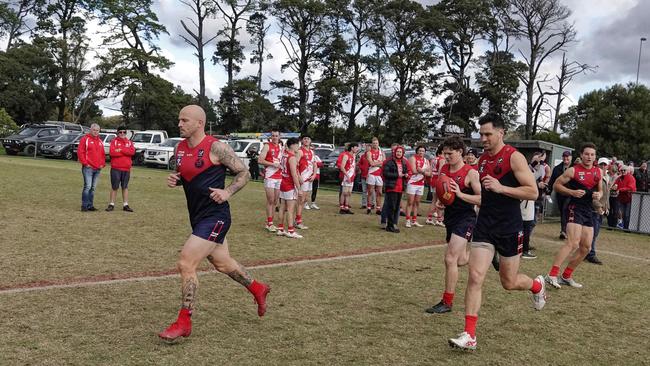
[385,191,402,228]
[557,194,568,233]
[249,163,259,180]
[311,177,319,202]
[523,220,535,252]
[608,196,619,227]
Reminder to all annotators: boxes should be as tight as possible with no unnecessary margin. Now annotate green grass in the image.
[1,155,650,365]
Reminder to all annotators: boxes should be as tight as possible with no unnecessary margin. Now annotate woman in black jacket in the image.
[382,146,409,233]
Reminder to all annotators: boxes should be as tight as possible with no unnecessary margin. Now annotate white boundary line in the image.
[536,237,650,263]
[0,244,444,295]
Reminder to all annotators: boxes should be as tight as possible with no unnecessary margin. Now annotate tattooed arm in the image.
[209,141,251,203]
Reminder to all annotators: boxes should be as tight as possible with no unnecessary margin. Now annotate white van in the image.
[228,139,264,167]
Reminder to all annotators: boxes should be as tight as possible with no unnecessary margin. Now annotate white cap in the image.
[597,157,610,165]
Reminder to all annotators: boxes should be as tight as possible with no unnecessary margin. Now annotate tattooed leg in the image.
[181,276,198,310]
[227,264,253,287]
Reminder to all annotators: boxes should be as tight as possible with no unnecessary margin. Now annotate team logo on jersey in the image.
[578,172,585,181]
[198,149,205,158]
[479,161,486,173]
[176,156,182,167]
[195,159,204,168]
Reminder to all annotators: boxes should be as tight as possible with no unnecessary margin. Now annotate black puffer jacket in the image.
[382,158,409,190]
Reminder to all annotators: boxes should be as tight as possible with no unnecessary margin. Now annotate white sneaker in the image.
[276,230,285,237]
[559,276,583,288]
[448,331,477,350]
[412,221,424,227]
[304,203,311,210]
[296,223,308,230]
[265,224,277,233]
[285,231,303,239]
[310,203,320,210]
[545,275,561,289]
[425,218,434,225]
[405,220,412,228]
[435,220,445,227]
[531,275,547,310]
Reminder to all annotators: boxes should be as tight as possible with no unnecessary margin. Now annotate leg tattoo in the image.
[181,277,198,310]
[227,264,253,287]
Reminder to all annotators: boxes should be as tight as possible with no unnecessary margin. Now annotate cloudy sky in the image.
[5,0,650,127]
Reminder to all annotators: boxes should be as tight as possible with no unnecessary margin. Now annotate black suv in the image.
[2,124,64,155]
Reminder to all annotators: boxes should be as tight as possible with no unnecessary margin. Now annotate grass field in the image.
[1,155,650,365]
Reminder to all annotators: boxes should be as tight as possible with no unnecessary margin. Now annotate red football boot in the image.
[158,309,192,342]
[247,281,271,317]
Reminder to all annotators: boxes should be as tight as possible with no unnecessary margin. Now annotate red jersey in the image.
[78,134,106,170]
[340,151,356,183]
[408,155,429,186]
[440,163,477,224]
[430,155,445,186]
[358,153,370,178]
[280,150,297,192]
[367,148,384,177]
[263,142,282,179]
[569,164,602,207]
[109,137,135,172]
[298,146,314,180]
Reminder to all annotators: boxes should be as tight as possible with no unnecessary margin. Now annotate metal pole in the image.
[636,37,647,85]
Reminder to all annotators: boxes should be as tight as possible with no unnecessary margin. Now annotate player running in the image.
[159,105,270,342]
[405,146,431,227]
[545,143,602,289]
[366,137,385,215]
[294,135,316,229]
[258,129,282,232]
[448,113,546,350]
[425,136,481,314]
[277,138,303,238]
[339,143,359,214]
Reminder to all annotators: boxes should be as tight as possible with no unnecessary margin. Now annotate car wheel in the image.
[23,144,35,156]
[134,152,145,166]
[168,158,177,171]
[64,150,73,160]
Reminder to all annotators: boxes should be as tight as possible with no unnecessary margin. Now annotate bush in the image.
[0,108,19,138]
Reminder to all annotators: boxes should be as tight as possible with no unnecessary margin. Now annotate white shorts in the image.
[301,181,313,192]
[279,189,297,200]
[406,184,424,196]
[341,180,354,188]
[366,175,383,186]
[264,177,281,190]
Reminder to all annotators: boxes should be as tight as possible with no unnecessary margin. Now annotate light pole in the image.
[636,37,647,85]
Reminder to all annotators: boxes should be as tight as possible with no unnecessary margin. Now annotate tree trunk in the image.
[347,40,362,140]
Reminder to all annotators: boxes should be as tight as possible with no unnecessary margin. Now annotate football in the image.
[436,174,456,206]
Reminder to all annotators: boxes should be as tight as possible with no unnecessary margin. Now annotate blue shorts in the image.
[445,216,475,243]
[110,169,130,190]
[192,216,231,244]
[566,203,593,227]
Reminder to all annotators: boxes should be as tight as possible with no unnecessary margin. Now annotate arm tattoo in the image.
[227,264,253,287]
[181,277,198,310]
[212,142,250,196]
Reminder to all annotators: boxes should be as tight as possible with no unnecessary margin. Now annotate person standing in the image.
[426,146,446,226]
[358,143,372,210]
[634,161,649,192]
[366,137,385,215]
[546,143,603,290]
[614,165,636,229]
[549,151,572,239]
[277,138,303,238]
[585,157,610,265]
[339,143,359,214]
[448,113,546,350]
[405,146,431,228]
[159,105,270,342]
[106,126,135,212]
[425,136,480,313]
[309,147,322,210]
[247,146,260,180]
[294,135,316,229]
[606,163,621,227]
[78,123,105,212]
[258,130,282,232]
[382,146,409,233]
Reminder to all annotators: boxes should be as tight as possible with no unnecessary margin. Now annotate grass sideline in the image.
[1,155,650,364]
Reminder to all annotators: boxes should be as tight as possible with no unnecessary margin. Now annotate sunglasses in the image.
[118,131,127,134]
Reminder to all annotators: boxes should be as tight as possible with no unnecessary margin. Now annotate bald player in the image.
[159,105,270,342]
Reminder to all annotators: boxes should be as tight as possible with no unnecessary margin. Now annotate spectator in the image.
[358,143,372,209]
[634,161,649,192]
[247,146,260,180]
[607,163,621,227]
[586,157,611,265]
[614,165,637,229]
[548,150,572,239]
[106,126,136,212]
[382,145,409,233]
[309,148,322,210]
[78,123,105,212]
[520,200,537,259]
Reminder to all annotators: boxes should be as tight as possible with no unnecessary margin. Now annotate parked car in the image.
[2,124,64,155]
[39,134,83,160]
[131,130,168,165]
[144,137,184,169]
[228,139,264,168]
[313,147,334,161]
[312,142,335,150]
[44,121,90,135]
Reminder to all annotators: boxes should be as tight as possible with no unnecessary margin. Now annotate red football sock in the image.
[464,315,478,338]
[267,217,273,225]
[288,226,295,233]
[246,280,264,295]
[562,267,574,279]
[549,265,560,277]
[428,214,433,219]
[178,308,191,321]
[405,215,410,221]
[442,292,454,306]
[531,278,542,294]
[277,224,284,231]
[296,215,302,224]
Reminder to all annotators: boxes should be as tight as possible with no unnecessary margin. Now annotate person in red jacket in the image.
[106,126,136,212]
[614,165,637,229]
[78,123,106,212]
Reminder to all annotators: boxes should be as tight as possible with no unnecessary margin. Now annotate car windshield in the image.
[229,140,251,152]
[314,149,332,159]
[18,128,40,136]
[327,147,345,158]
[161,139,182,147]
[55,134,78,142]
[132,133,152,143]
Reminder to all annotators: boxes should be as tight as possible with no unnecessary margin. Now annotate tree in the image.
[1,0,43,51]
[178,0,218,109]
[506,0,576,138]
[563,84,650,160]
[216,77,279,133]
[246,2,272,93]
[213,0,254,88]
[272,0,329,134]
[0,108,19,137]
[549,52,596,133]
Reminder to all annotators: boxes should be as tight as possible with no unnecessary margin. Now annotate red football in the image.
[436,174,456,206]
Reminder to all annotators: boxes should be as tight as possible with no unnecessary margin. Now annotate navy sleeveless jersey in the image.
[175,136,230,227]
[568,164,601,208]
[440,163,477,226]
[476,145,522,233]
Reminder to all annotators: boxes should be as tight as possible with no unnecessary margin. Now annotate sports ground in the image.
[1,156,649,365]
